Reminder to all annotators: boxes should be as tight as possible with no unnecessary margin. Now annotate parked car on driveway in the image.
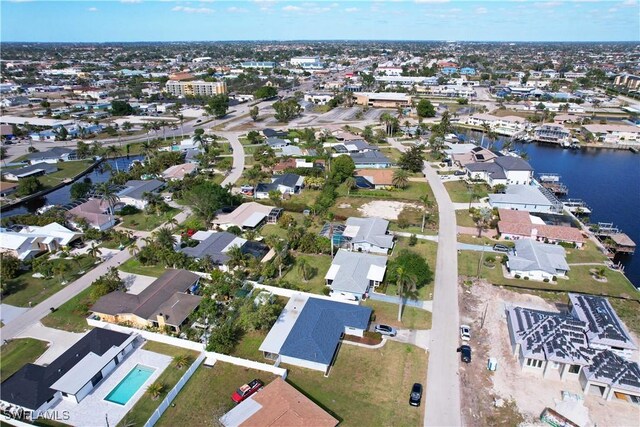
[493,244,511,253]
[409,383,423,406]
[460,325,471,341]
[231,379,263,403]
[457,345,472,363]
[375,324,397,337]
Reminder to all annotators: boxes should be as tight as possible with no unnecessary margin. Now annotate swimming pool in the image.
[104,365,155,405]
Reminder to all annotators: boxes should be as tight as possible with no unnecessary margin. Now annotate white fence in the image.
[144,353,206,427]
[249,282,360,305]
[86,318,287,377]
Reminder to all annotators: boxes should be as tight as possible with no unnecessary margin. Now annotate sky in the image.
[1,0,639,43]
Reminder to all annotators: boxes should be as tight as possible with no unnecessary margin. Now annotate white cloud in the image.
[345,7,359,12]
[415,0,450,3]
[87,6,98,12]
[6,0,34,3]
[537,1,562,7]
[227,6,247,12]
[475,6,487,14]
[622,0,637,6]
[172,6,214,14]
[121,0,142,3]
[282,5,302,11]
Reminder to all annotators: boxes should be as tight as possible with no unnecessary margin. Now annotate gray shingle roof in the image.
[25,147,75,161]
[272,173,302,188]
[119,179,164,200]
[344,217,394,250]
[182,231,237,263]
[327,249,387,294]
[279,298,371,365]
[507,239,569,275]
[350,151,391,165]
[465,162,507,179]
[494,156,533,171]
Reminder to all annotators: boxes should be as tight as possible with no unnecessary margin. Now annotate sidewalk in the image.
[368,292,433,312]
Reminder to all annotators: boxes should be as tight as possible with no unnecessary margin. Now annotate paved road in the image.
[388,138,461,427]
[218,132,246,188]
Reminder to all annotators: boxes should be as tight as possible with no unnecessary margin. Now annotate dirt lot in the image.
[459,280,640,427]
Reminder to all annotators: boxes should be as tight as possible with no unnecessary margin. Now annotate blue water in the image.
[104,364,155,405]
[2,155,144,216]
[463,130,640,288]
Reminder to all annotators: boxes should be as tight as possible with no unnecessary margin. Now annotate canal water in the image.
[462,130,640,289]
[2,155,144,216]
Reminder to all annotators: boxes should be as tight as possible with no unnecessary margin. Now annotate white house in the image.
[0,230,45,260]
[117,180,164,210]
[465,113,528,136]
[506,239,570,281]
[325,249,387,300]
[465,156,534,187]
[342,217,395,254]
[581,124,640,146]
[489,185,562,214]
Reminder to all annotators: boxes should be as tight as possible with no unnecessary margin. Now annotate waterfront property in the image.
[259,293,372,374]
[66,198,116,231]
[534,124,571,145]
[0,329,137,420]
[581,124,640,146]
[465,156,534,187]
[464,113,528,137]
[2,163,58,181]
[506,294,640,405]
[24,147,77,165]
[506,239,570,281]
[489,185,562,214]
[219,377,338,427]
[497,209,585,247]
[91,269,201,333]
[0,223,82,260]
[117,179,165,210]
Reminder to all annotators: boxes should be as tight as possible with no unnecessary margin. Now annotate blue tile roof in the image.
[279,298,371,365]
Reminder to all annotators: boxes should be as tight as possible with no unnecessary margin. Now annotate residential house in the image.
[354,169,395,189]
[275,145,304,158]
[66,199,116,231]
[266,137,290,150]
[262,129,289,139]
[117,180,164,210]
[464,113,528,137]
[0,230,46,260]
[581,124,640,146]
[2,163,58,181]
[325,249,387,300]
[506,296,640,405]
[272,158,322,173]
[506,239,570,280]
[342,217,395,254]
[18,223,83,248]
[181,231,268,269]
[497,209,585,247]
[451,146,497,167]
[259,293,371,373]
[0,329,137,421]
[91,269,201,333]
[25,148,76,164]
[465,156,533,187]
[534,125,571,144]
[328,140,378,156]
[162,163,198,181]
[489,185,562,214]
[255,174,304,199]
[219,377,338,427]
[350,151,392,169]
[212,202,281,230]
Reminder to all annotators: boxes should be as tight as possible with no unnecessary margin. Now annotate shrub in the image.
[543,278,550,283]
[524,276,530,280]
[120,205,140,215]
[514,274,521,279]
[408,234,418,246]
[552,276,557,281]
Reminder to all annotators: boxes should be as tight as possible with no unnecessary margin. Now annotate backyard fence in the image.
[144,353,206,427]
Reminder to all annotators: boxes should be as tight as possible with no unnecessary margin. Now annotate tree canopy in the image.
[398,145,425,173]
[182,181,239,224]
[111,100,135,116]
[416,99,436,118]
[205,94,229,118]
[387,249,433,289]
[331,155,355,183]
[273,99,302,122]
[254,86,278,99]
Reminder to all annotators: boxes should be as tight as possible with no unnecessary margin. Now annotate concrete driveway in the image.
[388,329,431,351]
[0,304,30,325]
[119,271,157,295]
[17,322,87,365]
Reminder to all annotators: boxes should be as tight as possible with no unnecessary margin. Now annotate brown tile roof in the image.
[241,377,338,427]
[355,169,395,186]
[497,209,585,243]
[273,158,297,173]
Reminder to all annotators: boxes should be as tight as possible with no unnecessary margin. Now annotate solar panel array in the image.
[573,295,631,344]
[587,350,640,389]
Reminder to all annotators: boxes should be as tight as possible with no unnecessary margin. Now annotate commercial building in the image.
[354,92,411,108]
[164,80,227,97]
[614,74,640,91]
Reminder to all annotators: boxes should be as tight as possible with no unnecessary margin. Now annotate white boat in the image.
[36,205,56,214]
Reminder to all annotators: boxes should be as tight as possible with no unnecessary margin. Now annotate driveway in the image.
[119,271,157,295]
[218,131,245,188]
[368,292,433,312]
[0,304,29,325]
[388,329,431,351]
[17,322,87,365]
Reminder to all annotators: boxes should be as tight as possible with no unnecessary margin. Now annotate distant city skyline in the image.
[2,0,639,43]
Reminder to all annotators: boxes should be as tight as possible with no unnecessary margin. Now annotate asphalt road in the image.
[387,138,461,426]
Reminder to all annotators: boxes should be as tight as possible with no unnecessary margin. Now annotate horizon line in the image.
[2,39,639,44]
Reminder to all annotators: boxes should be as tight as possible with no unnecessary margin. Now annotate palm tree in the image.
[173,354,191,369]
[95,183,120,224]
[128,244,140,258]
[154,226,176,250]
[419,194,433,232]
[473,207,493,237]
[468,186,484,210]
[88,243,102,260]
[344,176,356,195]
[379,112,394,137]
[243,167,264,199]
[226,245,248,272]
[140,141,153,161]
[392,169,410,189]
[142,191,163,215]
[396,267,417,322]
[297,258,311,282]
[147,381,166,400]
[167,217,179,230]
[105,145,122,172]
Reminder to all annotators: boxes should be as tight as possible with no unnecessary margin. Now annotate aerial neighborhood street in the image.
[1,2,640,427]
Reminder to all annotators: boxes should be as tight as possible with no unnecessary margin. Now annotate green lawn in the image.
[609,298,640,336]
[456,209,478,227]
[230,330,268,361]
[40,286,95,333]
[458,250,640,300]
[119,259,167,278]
[285,341,427,426]
[364,299,432,330]
[2,255,97,307]
[120,208,179,231]
[386,237,437,300]
[37,160,96,188]
[336,180,436,203]
[0,338,49,382]
[281,253,332,294]
[565,241,609,264]
[117,342,200,427]
[444,181,490,203]
[457,234,503,246]
[378,146,404,163]
[156,363,278,427]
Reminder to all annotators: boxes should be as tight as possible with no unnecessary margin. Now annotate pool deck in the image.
[50,343,171,427]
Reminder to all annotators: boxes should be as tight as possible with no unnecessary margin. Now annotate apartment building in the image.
[164,80,227,97]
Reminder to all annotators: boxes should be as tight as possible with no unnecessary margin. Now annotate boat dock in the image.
[562,199,592,215]
[591,222,637,255]
[538,173,569,196]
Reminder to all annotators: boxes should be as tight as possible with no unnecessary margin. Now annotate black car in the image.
[409,383,423,406]
[457,345,472,363]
